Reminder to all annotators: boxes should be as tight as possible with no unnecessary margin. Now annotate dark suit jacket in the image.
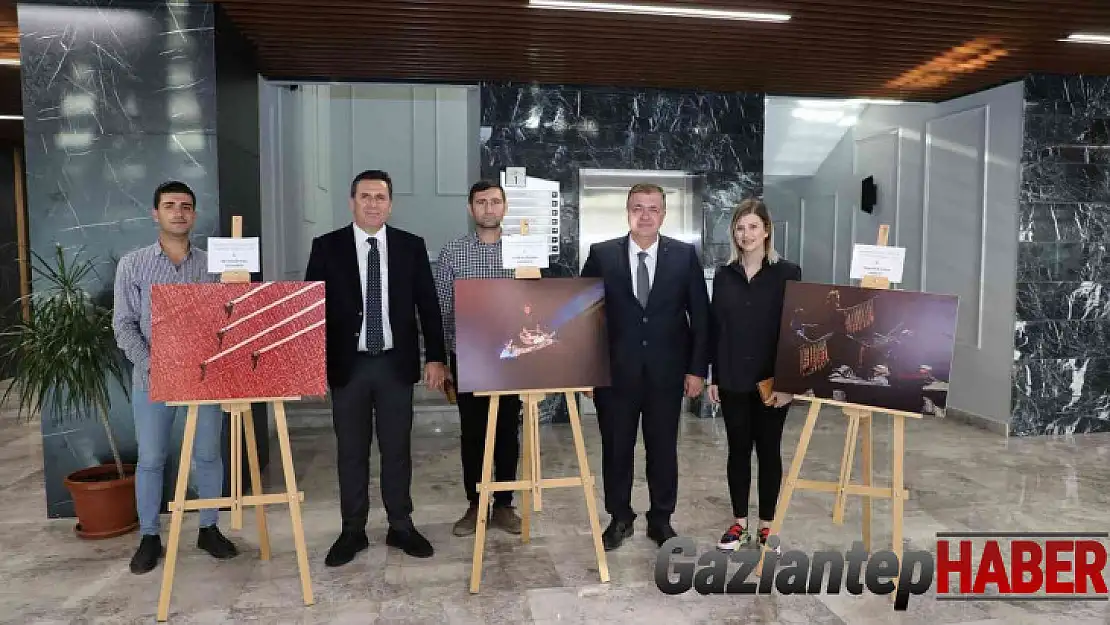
[581,234,711,391]
[304,224,446,388]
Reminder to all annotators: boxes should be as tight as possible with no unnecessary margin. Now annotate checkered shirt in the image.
[434,231,515,353]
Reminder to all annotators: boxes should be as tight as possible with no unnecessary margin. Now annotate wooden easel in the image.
[761,225,918,588]
[468,219,610,593]
[156,216,314,621]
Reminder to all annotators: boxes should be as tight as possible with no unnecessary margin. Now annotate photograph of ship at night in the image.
[454,278,611,393]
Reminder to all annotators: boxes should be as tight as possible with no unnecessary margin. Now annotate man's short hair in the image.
[627,182,666,210]
[351,169,393,199]
[153,181,196,208]
[468,180,506,204]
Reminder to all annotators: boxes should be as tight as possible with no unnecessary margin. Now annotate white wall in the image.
[258,80,481,274]
[793,81,1025,424]
[764,175,808,264]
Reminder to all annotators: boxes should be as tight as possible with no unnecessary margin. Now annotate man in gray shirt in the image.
[434,180,523,537]
[112,181,238,574]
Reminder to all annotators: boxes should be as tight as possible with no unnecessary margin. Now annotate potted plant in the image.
[1,244,138,539]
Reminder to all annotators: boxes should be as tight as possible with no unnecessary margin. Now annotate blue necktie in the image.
[365,237,384,353]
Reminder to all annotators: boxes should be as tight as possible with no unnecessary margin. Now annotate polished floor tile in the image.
[1,396,1108,624]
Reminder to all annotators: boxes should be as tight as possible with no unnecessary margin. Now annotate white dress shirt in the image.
[628,235,659,302]
[354,222,394,351]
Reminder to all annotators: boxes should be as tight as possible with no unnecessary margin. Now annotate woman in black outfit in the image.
[707,198,801,552]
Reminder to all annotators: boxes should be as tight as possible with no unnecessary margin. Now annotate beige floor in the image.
[1,396,1108,624]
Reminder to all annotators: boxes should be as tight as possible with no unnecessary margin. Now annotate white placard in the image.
[500,171,561,257]
[505,167,527,188]
[501,234,551,269]
[207,237,260,273]
[850,244,905,283]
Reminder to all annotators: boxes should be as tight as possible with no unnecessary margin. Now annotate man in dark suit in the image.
[580,182,710,550]
[305,169,447,565]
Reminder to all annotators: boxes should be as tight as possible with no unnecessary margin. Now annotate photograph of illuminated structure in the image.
[454,278,610,394]
[773,282,958,415]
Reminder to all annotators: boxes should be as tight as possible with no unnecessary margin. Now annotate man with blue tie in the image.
[580,182,711,550]
[305,169,447,566]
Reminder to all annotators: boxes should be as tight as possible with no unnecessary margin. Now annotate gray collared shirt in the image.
[434,231,515,353]
[112,240,215,391]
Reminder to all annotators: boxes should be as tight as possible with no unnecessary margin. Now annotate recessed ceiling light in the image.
[1061,33,1110,45]
[0,58,20,66]
[0,115,23,121]
[528,0,790,22]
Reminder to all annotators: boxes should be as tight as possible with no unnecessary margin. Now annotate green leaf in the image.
[0,244,128,475]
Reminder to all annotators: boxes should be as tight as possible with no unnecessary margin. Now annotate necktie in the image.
[636,251,650,308]
[365,237,384,353]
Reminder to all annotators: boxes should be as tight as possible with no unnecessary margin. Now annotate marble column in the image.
[479,83,764,422]
[1014,74,1110,436]
[17,0,263,517]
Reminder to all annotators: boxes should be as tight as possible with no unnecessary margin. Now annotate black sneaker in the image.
[386,526,434,558]
[197,526,239,559]
[130,534,163,574]
[757,527,781,554]
[717,522,752,551]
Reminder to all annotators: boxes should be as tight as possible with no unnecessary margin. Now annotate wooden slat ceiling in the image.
[218,0,1110,101]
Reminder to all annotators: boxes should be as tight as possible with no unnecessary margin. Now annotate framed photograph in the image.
[773,282,958,415]
[149,281,328,402]
[454,278,610,393]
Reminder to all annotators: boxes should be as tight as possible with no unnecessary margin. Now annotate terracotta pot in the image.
[63,463,139,540]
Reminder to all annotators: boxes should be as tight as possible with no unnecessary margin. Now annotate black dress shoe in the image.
[198,526,239,559]
[325,530,369,567]
[130,534,162,575]
[386,526,434,558]
[647,521,678,547]
[602,518,634,551]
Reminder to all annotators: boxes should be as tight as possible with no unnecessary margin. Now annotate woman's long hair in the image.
[727,198,779,265]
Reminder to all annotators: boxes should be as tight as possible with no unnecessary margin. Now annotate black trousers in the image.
[331,351,415,532]
[719,388,789,522]
[450,353,521,508]
[594,373,684,526]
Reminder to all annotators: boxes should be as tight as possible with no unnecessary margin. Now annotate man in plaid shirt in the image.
[434,180,523,537]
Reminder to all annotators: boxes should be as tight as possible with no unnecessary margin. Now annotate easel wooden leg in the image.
[157,404,199,622]
[566,391,609,584]
[230,409,243,530]
[520,398,534,544]
[833,409,863,525]
[272,401,314,606]
[469,395,500,594]
[241,407,271,560]
[860,413,873,551]
[530,396,543,512]
[891,414,906,586]
[761,400,821,572]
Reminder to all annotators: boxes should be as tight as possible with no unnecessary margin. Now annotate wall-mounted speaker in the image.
[861,175,877,214]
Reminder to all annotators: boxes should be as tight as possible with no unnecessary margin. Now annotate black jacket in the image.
[580,234,711,391]
[304,224,446,388]
[709,257,802,393]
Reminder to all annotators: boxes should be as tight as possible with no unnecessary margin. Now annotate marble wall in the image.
[479,83,764,421]
[17,0,221,517]
[1014,74,1110,436]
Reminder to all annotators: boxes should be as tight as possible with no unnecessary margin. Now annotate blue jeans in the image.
[132,381,224,536]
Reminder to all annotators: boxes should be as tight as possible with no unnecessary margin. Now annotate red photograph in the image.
[149,281,328,403]
[454,278,611,394]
